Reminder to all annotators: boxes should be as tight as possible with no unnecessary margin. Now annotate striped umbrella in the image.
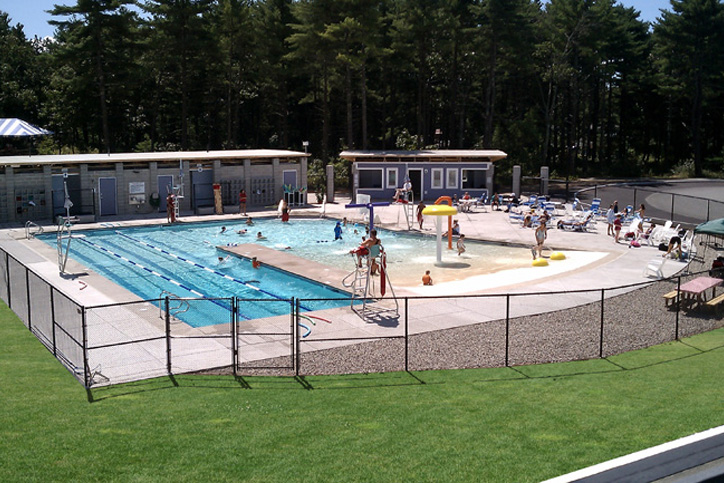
[0,118,53,137]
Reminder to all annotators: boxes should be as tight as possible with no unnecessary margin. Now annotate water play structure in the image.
[422,200,458,265]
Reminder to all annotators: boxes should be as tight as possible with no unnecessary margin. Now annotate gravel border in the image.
[197,251,724,378]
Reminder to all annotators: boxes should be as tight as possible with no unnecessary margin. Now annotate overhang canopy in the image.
[0,149,309,168]
[339,149,507,163]
[695,218,724,237]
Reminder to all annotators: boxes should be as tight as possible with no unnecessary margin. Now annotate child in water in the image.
[457,234,466,256]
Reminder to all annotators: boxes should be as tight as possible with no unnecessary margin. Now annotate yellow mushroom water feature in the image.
[421,204,458,265]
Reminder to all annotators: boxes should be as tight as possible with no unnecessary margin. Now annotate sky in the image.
[1,0,671,40]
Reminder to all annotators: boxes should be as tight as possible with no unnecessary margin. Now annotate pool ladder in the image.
[25,221,44,239]
[56,218,73,274]
[159,291,190,319]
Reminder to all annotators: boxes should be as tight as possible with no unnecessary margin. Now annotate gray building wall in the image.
[0,153,308,224]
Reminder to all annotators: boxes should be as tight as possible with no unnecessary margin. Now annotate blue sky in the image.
[1,0,670,39]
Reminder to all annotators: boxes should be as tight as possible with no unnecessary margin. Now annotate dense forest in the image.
[1,0,723,180]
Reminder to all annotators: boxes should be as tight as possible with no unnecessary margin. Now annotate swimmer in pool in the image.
[257,231,266,240]
[237,229,247,235]
[252,257,261,269]
[218,255,230,264]
[220,226,227,233]
[246,217,254,226]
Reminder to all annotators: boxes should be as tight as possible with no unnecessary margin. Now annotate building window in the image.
[358,169,383,189]
[431,168,443,189]
[446,168,458,189]
[461,169,487,189]
[386,168,398,189]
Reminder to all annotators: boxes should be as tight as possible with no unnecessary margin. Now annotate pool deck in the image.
[218,243,352,294]
[0,196,692,385]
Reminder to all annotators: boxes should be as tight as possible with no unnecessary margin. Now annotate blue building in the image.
[340,149,507,203]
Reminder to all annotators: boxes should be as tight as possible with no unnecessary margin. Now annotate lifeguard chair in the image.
[343,244,399,319]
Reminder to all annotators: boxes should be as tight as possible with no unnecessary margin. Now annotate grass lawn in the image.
[1,301,723,482]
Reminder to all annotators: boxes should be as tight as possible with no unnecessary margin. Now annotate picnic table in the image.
[679,276,722,306]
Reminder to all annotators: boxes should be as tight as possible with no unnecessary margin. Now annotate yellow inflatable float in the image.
[550,251,566,260]
[532,258,548,267]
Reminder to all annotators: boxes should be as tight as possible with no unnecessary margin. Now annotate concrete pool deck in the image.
[0,196,693,385]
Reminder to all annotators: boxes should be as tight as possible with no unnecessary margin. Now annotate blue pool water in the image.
[39,218,530,326]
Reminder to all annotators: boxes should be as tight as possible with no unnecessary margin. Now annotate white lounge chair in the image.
[644,257,667,279]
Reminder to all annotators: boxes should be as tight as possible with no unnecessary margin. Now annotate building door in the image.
[99,177,117,216]
[408,169,423,201]
[191,169,214,210]
[157,175,174,212]
[282,170,297,188]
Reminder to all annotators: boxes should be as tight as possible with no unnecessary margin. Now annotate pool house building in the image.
[0,149,310,225]
[340,149,507,203]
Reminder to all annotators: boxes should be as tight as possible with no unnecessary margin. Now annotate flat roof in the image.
[0,149,309,167]
[339,149,507,162]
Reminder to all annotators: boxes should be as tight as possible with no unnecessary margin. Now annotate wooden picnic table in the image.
[679,276,722,305]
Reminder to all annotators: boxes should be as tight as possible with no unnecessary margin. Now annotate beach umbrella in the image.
[422,204,458,265]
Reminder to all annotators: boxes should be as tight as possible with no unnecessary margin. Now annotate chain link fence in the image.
[2,246,723,388]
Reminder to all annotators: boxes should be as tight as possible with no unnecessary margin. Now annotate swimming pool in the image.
[39,218,532,325]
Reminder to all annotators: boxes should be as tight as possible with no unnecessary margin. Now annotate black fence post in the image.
[505,294,510,367]
[165,296,171,375]
[81,306,89,387]
[230,297,236,375]
[25,267,31,330]
[404,297,409,372]
[599,289,605,358]
[232,297,239,377]
[6,251,11,310]
[675,276,681,340]
[633,189,637,211]
[50,287,57,357]
[295,298,300,377]
[289,298,295,373]
[670,194,675,222]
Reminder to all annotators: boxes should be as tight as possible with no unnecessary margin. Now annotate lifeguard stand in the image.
[343,244,399,319]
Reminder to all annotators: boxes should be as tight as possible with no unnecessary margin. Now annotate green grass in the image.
[1,301,723,483]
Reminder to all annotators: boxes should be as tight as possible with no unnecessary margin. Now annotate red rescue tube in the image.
[380,257,387,296]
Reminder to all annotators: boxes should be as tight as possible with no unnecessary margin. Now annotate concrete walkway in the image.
[0,193,696,386]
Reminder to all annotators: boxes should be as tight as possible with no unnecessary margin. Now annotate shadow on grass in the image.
[86,330,724,403]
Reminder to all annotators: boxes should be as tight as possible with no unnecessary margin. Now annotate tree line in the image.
[1,0,723,179]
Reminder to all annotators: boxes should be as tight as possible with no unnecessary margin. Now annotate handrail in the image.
[25,221,43,239]
[159,291,190,319]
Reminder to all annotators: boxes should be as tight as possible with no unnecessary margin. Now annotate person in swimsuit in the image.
[533,223,547,259]
[350,229,379,267]
[613,213,622,243]
[664,235,682,258]
[239,189,247,215]
[457,234,466,255]
[417,200,426,229]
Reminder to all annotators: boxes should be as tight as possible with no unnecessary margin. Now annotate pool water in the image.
[39,218,532,326]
